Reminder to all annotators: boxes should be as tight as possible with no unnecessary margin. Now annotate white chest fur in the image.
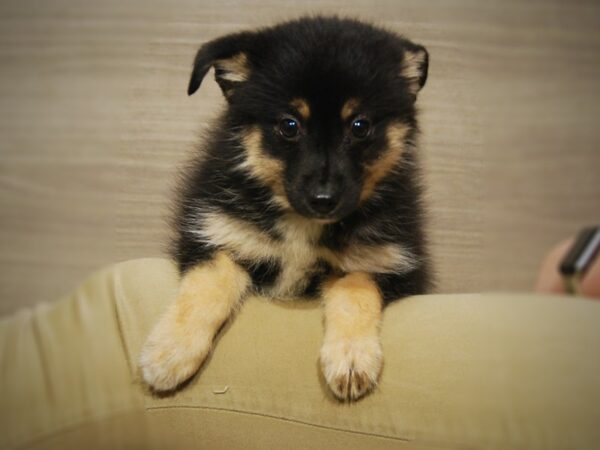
[190,211,321,297]
[189,210,417,298]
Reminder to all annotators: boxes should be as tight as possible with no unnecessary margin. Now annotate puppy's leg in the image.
[140,252,250,392]
[320,272,383,401]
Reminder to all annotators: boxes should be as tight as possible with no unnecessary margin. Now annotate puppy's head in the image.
[188,17,428,221]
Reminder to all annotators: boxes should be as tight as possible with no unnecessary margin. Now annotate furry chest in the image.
[192,211,323,297]
[192,211,418,298]
[260,236,322,298]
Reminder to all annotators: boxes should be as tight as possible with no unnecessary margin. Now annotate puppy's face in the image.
[188,18,428,221]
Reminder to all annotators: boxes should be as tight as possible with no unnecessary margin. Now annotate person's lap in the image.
[1,258,599,449]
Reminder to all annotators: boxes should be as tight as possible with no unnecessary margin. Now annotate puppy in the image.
[140,16,430,401]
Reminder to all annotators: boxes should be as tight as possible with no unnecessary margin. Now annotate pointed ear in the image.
[400,44,429,99]
[187,32,255,98]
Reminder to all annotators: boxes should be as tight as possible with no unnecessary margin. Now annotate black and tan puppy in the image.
[140,16,430,401]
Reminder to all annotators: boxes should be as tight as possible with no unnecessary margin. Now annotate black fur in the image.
[238,259,282,292]
[172,16,431,304]
[300,259,335,299]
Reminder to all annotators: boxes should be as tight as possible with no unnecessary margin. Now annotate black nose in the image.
[308,189,339,215]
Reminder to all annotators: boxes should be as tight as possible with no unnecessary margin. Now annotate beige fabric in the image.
[1,258,600,449]
[0,265,145,448]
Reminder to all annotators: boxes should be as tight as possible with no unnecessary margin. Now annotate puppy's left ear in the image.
[187,31,256,98]
[400,44,429,99]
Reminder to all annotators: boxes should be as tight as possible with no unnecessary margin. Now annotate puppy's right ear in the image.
[188,32,256,98]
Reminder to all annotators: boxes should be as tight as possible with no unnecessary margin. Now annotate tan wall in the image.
[1,0,599,315]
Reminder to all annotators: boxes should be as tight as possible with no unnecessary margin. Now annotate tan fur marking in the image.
[195,211,277,262]
[320,272,383,401]
[322,242,417,275]
[290,98,310,120]
[322,273,382,338]
[214,53,250,83]
[140,252,250,391]
[240,127,290,209]
[175,252,248,326]
[360,121,409,202]
[400,49,426,94]
[341,98,360,121]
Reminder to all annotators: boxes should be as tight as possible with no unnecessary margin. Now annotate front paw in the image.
[319,336,383,401]
[139,329,211,392]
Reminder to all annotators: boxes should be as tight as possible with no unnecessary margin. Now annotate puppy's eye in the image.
[279,118,299,139]
[351,119,371,139]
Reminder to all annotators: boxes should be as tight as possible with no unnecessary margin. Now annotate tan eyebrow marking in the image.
[341,98,360,121]
[290,98,311,120]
